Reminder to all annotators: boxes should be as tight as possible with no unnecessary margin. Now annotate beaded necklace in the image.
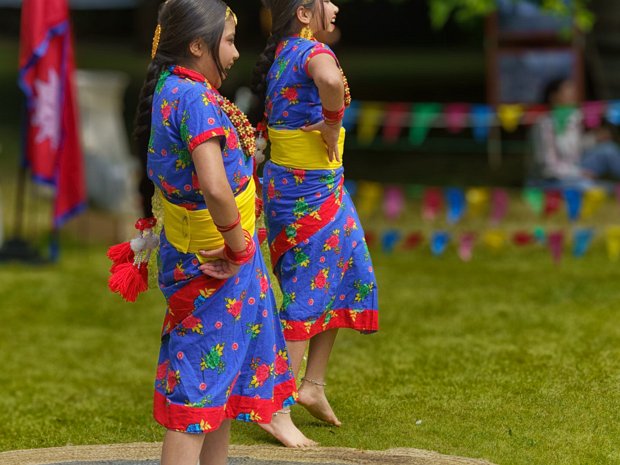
[170,66,256,158]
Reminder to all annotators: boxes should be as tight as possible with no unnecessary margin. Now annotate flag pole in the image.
[0,164,45,263]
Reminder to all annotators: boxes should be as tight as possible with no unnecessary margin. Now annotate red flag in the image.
[18,0,86,227]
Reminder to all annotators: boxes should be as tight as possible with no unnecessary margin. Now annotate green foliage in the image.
[427,0,594,31]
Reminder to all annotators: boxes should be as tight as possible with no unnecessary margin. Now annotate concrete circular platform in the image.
[0,443,498,465]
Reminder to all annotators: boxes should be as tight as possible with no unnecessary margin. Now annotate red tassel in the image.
[107,242,134,265]
[108,262,149,302]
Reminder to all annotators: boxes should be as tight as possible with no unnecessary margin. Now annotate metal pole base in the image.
[0,237,47,264]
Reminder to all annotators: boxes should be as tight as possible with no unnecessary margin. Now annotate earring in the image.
[300,25,314,40]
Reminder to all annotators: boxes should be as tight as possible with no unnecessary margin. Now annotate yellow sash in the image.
[268,127,345,170]
[159,178,256,261]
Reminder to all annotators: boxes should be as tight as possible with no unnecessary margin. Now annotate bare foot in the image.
[259,410,318,448]
[298,379,342,427]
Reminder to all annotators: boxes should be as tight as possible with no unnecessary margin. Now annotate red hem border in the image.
[153,378,297,433]
[282,308,378,341]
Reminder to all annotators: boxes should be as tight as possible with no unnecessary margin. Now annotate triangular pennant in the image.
[382,102,409,143]
[381,229,401,253]
[422,187,444,221]
[444,103,470,134]
[490,188,509,225]
[547,230,564,264]
[498,104,524,132]
[357,102,384,145]
[383,185,405,221]
[572,228,595,258]
[522,187,544,215]
[446,187,466,224]
[582,101,605,129]
[551,105,577,134]
[563,188,583,221]
[471,104,494,141]
[342,100,359,131]
[409,103,441,145]
[458,232,476,262]
[430,231,450,256]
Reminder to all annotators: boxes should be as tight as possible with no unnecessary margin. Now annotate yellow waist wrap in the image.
[159,178,256,261]
[268,126,345,170]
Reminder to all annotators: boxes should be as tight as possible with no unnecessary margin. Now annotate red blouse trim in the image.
[171,65,212,86]
[188,128,226,153]
[303,47,338,77]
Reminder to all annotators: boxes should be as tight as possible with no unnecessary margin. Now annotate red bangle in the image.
[214,211,241,233]
[223,229,256,266]
[322,105,345,124]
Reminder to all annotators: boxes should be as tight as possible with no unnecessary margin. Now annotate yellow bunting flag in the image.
[483,229,506,251]
[356,181,383,218]
[582,187,607,219]
[357,102,384,145]
[606,226,620,261]
[466,187,490,217]
[498,104,524,133]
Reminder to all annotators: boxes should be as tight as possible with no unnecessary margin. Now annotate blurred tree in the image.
[339,0,594,32]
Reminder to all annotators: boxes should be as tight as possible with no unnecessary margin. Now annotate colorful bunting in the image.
[403,231,424,250]
[582,101,605,129]
[382,102,409,143]
[410,103,441,145]
[490,188,509,225]
[446,187,466,224]
[471,104,494,141]
[544,190,563,217]
[383,185,405,221]
[548,231,565,264]
[551,105,577,134]
[356,181,383,218]
[422,187,444,221]
[498,104,524,132]
[512,231,535,246]
[381,229,401,253]
[342,100,359,131]
[606,226,620,261]
[357,102,384,145]
[563,188,583,222]
[582,187,606,218]
[522,188,544,215]
[466,187,490,218]
[572,228,594,258]
[483,230,506,251]
[606,101,620,126]
[444,103,470,134]
[458,232,476,262]
[431,231,450,256]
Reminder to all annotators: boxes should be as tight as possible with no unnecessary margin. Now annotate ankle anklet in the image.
[301,377,327,387]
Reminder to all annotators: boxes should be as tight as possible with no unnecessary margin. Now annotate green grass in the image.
[1,242,619,465]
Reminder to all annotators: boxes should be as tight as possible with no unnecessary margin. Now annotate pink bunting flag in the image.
[458,232,476,262]
[544,190,563,217]
[582,101,605,129]
[382,102,409,143]
[444,103,470,134]
[383,185,405,221]
[490,188,509,225]
[422,187,444,221]
[548,231,565,264]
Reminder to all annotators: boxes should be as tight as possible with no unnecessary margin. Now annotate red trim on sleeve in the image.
[188,127,226,153]
[304,47,339,77]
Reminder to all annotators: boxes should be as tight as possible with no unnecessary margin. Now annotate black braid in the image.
[133,57,169,217]
[250,32,282,125]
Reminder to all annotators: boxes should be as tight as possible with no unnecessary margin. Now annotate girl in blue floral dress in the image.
[131,1,315,462]
[252,0,379,428]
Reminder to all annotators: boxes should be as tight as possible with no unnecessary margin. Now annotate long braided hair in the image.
[133,0,229,216]
[250,0,326,124]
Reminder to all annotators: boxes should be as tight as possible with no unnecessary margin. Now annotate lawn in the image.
[1,35,619,465]
[0,239,619,465]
